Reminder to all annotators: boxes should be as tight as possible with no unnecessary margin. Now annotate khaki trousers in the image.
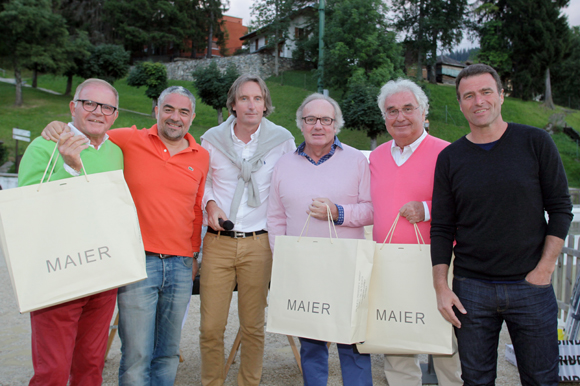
[199,232,272,386]
[384,351,462,386]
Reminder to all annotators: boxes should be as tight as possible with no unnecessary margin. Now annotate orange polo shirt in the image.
[108,125,209,257]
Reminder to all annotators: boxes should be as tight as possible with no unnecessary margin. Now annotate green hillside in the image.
[1,70,579,187]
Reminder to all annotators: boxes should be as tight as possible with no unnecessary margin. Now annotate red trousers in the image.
[28,289,117,386]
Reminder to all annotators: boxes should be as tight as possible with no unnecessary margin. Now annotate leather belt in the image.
[145,251,175,259]
[207,228,268,238]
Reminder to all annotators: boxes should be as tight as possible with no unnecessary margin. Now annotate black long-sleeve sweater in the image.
[430,123,573,281]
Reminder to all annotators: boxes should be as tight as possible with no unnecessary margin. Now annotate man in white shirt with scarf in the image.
[199,74,295,386]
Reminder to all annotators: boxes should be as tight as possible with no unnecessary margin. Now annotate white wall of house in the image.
[247,14,310,59]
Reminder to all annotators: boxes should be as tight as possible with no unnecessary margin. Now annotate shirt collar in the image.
[68,122,109,149]
[391,129,427,153]
[296,136,343,154]
[230,118,261,144]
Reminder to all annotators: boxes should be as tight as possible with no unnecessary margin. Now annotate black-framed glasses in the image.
[383,106,419,119]
[75,99,117,116]
[302,116,334,126]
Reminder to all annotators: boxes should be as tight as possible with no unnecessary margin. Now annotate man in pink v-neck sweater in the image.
[268,93,373,386]
[370,78,462,386]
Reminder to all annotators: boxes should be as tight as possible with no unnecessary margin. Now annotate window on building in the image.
[295,27,305,39]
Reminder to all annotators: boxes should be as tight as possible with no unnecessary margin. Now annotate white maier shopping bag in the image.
[357,214,455,355]
[267,209,375,344]
[0,143,146,313]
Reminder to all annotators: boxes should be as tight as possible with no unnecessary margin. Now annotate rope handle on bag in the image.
[380,213,425,250]
[37,140,89,192]
[297,204,339,243]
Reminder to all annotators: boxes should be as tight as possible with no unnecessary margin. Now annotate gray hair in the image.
[158,86,196,112]
[226,74,274,117]
[73,78,119,108]
[377,78,429,116]
[296,93,344,134]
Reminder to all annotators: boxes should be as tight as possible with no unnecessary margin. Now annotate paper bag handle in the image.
[297,204,339,243]
[380,213,426,250]
[37,141,88,192]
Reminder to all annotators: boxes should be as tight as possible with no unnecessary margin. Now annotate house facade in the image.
[240,7,314,59]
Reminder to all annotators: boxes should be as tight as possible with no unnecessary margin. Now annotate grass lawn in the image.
[1,69,579,186]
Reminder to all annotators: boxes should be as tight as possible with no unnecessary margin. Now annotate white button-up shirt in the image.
[390,129,431,221]
[202,119,296,232]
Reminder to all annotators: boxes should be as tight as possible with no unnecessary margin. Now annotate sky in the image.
[225,0,580,50]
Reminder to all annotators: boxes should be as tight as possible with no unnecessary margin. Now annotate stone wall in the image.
[165,53,312,81]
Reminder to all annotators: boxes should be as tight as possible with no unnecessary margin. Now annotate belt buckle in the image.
[159,253,170,259]
[233,231,246,238]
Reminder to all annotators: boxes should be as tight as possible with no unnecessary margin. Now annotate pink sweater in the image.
[267,144,373,251]
[370,135,449,244]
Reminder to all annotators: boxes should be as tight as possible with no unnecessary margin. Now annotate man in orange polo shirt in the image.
[43,86,209,386]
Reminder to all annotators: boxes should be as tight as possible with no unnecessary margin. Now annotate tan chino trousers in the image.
[199,232,273,386]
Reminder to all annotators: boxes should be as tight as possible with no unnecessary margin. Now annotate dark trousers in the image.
[453,276,559,386]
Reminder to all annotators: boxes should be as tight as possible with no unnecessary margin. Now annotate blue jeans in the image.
[117,254,193,386]
[299,338,373,386]
[453,276,558,386]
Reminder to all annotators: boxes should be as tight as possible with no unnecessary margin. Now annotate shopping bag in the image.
[0,144,146,313]
[357,214,454,354]
[267,209,375,344]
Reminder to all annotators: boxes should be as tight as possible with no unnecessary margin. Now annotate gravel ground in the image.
[0,254,563,386]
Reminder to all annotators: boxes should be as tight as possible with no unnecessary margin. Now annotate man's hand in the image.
[433,264,466,328]
[206,200,228,231]
[41,121,69,142]
[525,235,563,286]
[58,132,89,172]
[399,201,425,224]
[308,198,338,221]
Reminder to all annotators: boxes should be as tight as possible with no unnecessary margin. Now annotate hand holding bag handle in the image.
[37,140,88,192]
[380,213,425,250]
[298,204,339,243]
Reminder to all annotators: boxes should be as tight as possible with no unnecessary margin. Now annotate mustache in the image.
[165,119,183,127]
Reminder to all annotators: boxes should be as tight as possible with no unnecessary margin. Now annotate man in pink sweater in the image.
[369,79,462,386]
[267,94,373,385]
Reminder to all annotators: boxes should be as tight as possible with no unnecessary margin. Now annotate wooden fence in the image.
[553,234,580,322]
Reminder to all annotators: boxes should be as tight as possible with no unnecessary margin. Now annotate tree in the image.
[0,0,69,106]
[340,69,386,150]
[127,61,169,116]
[475,0,571,103]
[58,0,110,44]
[192,62,240,124]
[103,0,220,58]
[203,0,228,58]
[322,0,405,91]
[551,26,580,109]
[61,32,94,95]
[82,44,130,85]
[392,0,468,84]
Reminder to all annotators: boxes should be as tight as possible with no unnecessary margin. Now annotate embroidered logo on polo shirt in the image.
[188,166,194,171]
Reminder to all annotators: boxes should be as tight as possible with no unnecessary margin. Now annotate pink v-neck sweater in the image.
[370,135,449,244]
[267,144,373,252]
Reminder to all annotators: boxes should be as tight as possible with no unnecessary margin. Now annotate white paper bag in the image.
[267,216,375,344]
[357,217,454,354]
[0,169,146,313]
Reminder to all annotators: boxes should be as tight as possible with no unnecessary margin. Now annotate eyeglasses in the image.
[383,106,419,119]
[302,116,334,126]
[75,100,117,116]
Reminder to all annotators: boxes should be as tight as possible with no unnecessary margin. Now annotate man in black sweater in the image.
[431,63,573,386]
